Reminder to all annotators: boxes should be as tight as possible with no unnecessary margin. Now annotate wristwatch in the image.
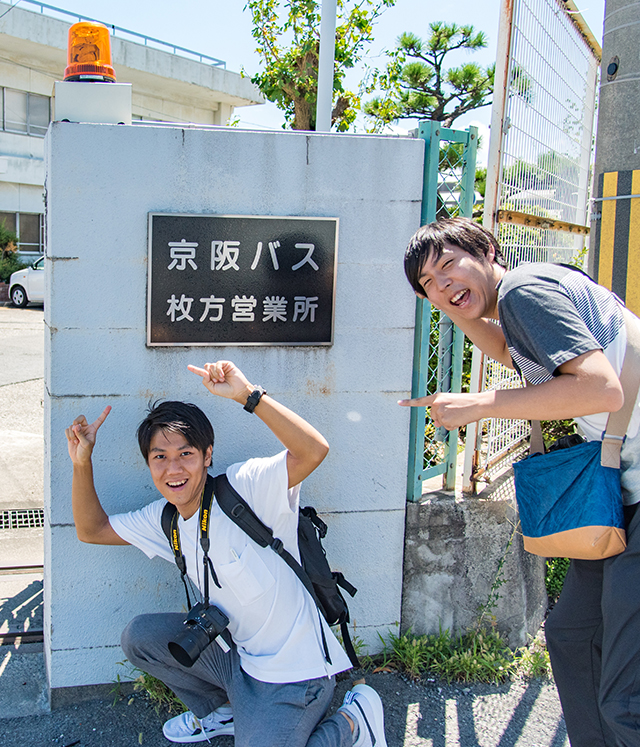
[244,386,266,413]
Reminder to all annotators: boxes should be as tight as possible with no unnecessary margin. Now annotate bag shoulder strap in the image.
[213,473,335,665]
[601,307,640,467]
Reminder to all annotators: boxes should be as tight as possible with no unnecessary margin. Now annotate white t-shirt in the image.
[109,450,351,684]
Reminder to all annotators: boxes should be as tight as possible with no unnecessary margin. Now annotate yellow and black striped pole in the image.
[591,170,640,315]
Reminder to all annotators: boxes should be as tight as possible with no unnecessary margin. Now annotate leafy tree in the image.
[246,0,395,131]
[365,23,494,129]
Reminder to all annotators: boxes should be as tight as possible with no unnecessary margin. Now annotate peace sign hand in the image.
[65,406,112,466]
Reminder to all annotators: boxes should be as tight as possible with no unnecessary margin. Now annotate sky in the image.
[11,0,605,162]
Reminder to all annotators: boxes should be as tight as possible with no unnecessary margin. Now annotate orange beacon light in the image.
[64,22,116,82]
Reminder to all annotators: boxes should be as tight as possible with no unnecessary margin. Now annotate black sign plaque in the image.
[147,214,338,346]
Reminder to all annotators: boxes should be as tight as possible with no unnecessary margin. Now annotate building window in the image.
[1,89,51,137]
[0,212,44,254]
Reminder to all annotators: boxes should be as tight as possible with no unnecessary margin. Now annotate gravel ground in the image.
[0,669,568,747]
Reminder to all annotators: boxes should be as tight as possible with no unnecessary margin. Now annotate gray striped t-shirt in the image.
[497,262,636,441]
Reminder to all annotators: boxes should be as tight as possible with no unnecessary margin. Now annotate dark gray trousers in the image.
[121,613,353,747]
[546,504,640,746]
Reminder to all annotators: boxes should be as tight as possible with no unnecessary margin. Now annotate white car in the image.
[9,256,45,307]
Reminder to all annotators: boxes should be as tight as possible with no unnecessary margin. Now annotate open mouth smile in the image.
[450,289,469,306]
[167,479,188,488]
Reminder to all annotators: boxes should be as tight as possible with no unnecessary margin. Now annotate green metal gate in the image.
[407,121,479,502]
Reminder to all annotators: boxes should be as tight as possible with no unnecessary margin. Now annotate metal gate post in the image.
[407,122,478,500]
[407,121,441,501]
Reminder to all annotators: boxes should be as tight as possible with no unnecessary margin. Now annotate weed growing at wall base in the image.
[513,629,551,678]
[114,661,185,715]
[371,626,551,684]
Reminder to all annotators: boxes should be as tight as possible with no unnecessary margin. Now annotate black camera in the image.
[168,602,230,668]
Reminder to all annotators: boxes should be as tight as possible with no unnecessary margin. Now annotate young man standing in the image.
[66,359,387,747]
[399,218,640,747]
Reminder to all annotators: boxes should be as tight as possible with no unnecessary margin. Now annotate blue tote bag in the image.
[513,306,640,560]
[513,438,625,559]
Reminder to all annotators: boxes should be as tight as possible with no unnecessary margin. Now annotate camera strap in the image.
[161,474,221,610]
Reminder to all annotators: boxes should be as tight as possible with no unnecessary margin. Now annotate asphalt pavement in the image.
[0,303,569,746]
[0,303,47,725]
[0,667,569,747]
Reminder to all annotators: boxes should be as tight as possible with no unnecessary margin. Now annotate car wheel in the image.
[10,286,28,308]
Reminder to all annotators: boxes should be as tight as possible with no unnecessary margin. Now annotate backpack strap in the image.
[339,619,360,670]
[214,473,334,665]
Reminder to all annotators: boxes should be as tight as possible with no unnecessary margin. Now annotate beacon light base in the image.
[54,81,132,125]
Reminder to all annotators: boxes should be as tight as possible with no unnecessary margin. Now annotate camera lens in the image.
[168,625,211,668]
[168,602,229,667]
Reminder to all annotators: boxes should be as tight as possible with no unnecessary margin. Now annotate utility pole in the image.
[590,0,640,314]
[315,0,337,132]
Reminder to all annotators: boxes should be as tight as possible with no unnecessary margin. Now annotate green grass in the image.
[114,662,185,715]
[364,625,552,684]
[514,630,552,678]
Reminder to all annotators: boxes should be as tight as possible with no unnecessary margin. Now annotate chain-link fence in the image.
[464,0,601,490]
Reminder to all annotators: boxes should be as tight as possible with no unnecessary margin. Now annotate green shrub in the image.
[0,254,27,284]
[0,220,18,253]
[376,627,518,684]
[540,419,577,450]
[545,557,570,601]
[383,627,456,678]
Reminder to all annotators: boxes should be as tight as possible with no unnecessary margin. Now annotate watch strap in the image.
[244,386,266,413]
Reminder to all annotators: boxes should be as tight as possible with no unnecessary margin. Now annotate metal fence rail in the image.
[1,0,226,68]
[465,0,600,491]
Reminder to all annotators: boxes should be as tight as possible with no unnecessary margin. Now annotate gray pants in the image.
[546,503,640,746]
[121,613,353,747]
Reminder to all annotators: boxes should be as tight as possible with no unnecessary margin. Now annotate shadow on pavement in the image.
[0,576,43,636]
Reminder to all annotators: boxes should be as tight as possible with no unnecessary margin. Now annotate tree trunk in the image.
[292,97,313,131]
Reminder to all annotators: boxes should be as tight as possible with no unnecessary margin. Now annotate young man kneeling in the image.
[66,360,387,747]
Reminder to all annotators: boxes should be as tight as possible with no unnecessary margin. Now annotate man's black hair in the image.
[404,217,508,296]
[137,400,214,462]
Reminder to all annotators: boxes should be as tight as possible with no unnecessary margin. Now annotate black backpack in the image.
[161,473,359,668]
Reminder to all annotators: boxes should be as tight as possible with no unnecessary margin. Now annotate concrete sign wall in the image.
[44,122,423,693]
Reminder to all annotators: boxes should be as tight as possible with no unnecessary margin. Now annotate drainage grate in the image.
[0,508,45,530]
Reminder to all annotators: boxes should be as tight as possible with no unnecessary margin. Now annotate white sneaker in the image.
[162,703,234,743]
[338,684,387,747]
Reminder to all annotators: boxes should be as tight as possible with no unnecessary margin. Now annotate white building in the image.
[0,0,263,258]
